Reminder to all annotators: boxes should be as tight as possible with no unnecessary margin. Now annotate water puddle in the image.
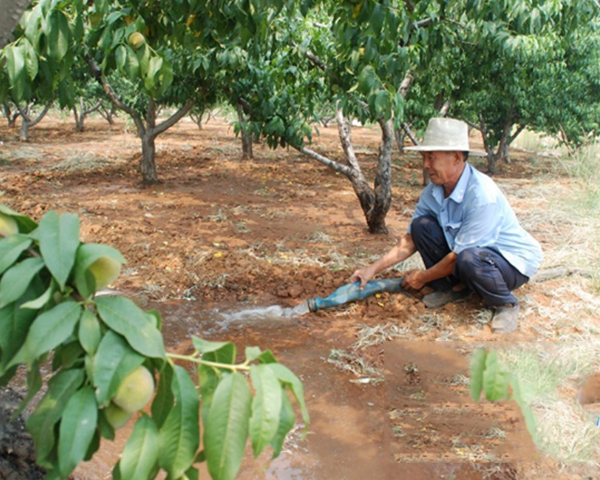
[73,301,527,480]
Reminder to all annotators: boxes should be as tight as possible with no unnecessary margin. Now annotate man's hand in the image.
[402,269,427,291]
[349,266,377,289]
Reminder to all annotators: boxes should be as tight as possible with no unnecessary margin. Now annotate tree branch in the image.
[153,99,196,136]
[84,53,146,135]
[306,50,327,71]
[28,100,53,128]
[295,146,353,177]
[464,118,483,133]
[335,106,362,173]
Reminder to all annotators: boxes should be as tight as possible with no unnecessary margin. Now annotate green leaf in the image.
[151,362,174,429]
[155,60,174,97]
[469,348,487,402]
[78,309,102,356]
[249,364,282,457]
[198,363,220,423]
[192,336,235,359]
[15,360,43,418]
[116,45,127,72]
[21,38,39,81]
[26,369,85,466]
[95,296,165,359]
[137,43,151,76]
[0,205,37,233]
[510,376,538,443]
[21,279,56,309]
[92,330,144,406]
[245,346,262,362]
[124,46,141,82]
[256,350,278,364]
[0,235,32,275]
[185,465,200,480]
[0,299,38,373]
[482,351,510,401]
[3,44,25,87]
[157,365,200,479]
[46,10,71,63]
[11,301,82,367]
[144,56,163,91]
[117,414,160,480]
[58,387,98,478]
[266,363,309,425]
[370,3,385,36]
[0,257,45,308]
[36,211,80,291]
[204,372,252,480]
[269,390,295,459]
[54,340,85,370]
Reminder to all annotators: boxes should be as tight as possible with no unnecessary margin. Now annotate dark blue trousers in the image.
[410,215,529,307]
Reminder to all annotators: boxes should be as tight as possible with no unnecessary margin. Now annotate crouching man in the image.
[350,118,542,334]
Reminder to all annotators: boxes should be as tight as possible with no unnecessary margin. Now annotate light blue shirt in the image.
[408,163,542,278]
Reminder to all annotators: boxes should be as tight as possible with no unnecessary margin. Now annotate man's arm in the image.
[350,233,417,288]
[402,251,457,290]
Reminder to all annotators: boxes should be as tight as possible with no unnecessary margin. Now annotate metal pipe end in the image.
[307,298,318,312]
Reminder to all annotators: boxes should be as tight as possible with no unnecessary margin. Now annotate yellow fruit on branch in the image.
[88,255,121,290]
[128,32,146,51]
[0,212,18,236]
[104,402,133,430]
[112,366,155,413]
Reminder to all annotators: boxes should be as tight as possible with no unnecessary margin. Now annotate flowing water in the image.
[218,301,311,325]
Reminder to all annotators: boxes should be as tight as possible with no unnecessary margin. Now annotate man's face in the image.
[421,151,463,185]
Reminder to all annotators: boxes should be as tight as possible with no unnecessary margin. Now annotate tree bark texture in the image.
[335,107,391,234]
[237,101,253,159]
[17,101,52,142]
[0,0,31,49]
[2,102,20,128]
[394,71,419,152]
[99,104,117,125]
[73,97,101,132]
[140,132,158,184]
[472,112,525,175]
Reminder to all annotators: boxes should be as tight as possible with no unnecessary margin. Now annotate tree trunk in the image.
[297,107,394,234]
[19,118,29,142]
[0,0,31,49]
[74,97,100,132]
[2,102,19,128]
[17,100,52,142]
[237,101,253,159]
[140,132,158,184]
[394,128,406,153]
[336,108,390,234]
[368,118,394,233]
[73,104,84,132]
[99,104,117,125]
[190,111,204,130]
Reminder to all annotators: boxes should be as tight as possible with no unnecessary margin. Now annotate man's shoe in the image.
[422,289,470,309]
[491,304,519,333]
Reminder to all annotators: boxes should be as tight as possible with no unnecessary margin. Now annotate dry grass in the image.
[497,342,600,464]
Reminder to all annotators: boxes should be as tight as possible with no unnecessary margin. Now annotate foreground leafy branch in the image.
[0,204,308,480]
[469,348,537,444]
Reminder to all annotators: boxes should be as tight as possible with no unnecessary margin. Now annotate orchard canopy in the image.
[1,0,599,231]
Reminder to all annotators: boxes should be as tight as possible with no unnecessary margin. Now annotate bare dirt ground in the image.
[1,114,599,480]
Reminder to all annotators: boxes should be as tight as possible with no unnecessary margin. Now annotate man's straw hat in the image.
[405,117,486,157]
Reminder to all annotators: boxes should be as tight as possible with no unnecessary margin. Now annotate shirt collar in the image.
[449,163,471,204]
[431,163,472,205]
